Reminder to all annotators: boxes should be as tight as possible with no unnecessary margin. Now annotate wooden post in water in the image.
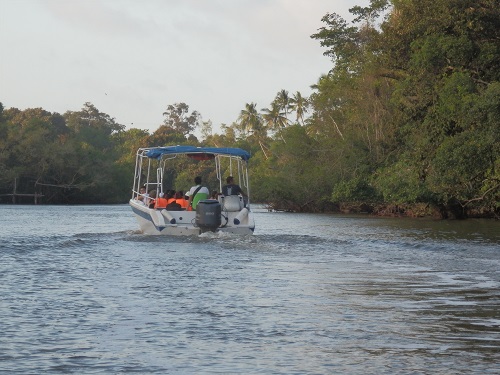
[13,178,17,204]
[2,178,45,204]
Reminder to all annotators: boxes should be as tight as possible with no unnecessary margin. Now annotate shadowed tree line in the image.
[1,0,499,218]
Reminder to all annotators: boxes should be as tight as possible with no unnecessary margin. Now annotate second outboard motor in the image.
[196,200,222,233]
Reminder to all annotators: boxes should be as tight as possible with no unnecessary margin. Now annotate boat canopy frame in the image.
[131,146,251,203]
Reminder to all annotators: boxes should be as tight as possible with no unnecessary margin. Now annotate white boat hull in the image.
[130,200,255,236]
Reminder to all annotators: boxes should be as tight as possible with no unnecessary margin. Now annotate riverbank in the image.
[266,201,500,220]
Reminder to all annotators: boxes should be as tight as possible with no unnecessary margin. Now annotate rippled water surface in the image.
[1,205,499,374]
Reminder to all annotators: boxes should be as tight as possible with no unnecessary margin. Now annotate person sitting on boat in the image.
[135,187,147,205]
[210,190,220,200]
[175,191,189,209]
[164,191,185,211]
[154,192,168,209]
[136,194,146,206]
[222,176,247,197]
[148,190,157,209]
[161,190,174,205]
[186,176,209,210]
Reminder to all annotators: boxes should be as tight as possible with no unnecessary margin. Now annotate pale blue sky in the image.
[0,0,369,133]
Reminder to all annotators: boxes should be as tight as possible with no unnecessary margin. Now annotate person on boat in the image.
[186,176,209,210]
[136,195,146,206]
[148,190,157,209]
[165,190,176,205]
[154,192,168,209]
[175,191,189,209]
[166,191,188,210]
[210,190,220,200]
[135,187,147,205]
[222,176,247,197]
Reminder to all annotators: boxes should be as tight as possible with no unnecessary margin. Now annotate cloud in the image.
[1,0,370,133]
[42,0,149,37]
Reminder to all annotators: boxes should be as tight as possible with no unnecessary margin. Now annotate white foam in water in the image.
[199,230,236,238]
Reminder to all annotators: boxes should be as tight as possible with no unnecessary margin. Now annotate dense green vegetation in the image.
[1,0,498,218]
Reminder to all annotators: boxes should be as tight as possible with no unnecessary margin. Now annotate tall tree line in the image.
[1,0,498,218]
[306,0,500,218]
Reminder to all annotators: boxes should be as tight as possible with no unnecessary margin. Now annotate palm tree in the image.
[274,89,292,121]
[290,91,310,125]
[261,101,288,142]
[237,103,260,137]
[238,103,269,158]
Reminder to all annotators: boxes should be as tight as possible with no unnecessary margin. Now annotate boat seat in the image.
[220,195,244,212]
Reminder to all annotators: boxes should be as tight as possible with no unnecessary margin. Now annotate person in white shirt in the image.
[186,176,209,210]
[135,186,148,206]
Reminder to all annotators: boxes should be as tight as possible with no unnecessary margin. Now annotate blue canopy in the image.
[145,146,251,161]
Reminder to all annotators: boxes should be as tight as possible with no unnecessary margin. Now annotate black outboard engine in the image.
[196,200,222,233]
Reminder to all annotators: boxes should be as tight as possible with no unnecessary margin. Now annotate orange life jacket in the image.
[154,197,168,209]
[176,198,189,209]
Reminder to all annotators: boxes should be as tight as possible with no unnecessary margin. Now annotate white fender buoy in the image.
[151,210,166,227]
[233,207,249,225]
[161,209,176,224]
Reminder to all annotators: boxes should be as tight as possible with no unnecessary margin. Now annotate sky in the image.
[0,0,369,134]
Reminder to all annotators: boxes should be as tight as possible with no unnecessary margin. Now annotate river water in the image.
[1,204,499,374]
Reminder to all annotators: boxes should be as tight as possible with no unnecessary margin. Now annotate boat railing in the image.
[131,147,251,207]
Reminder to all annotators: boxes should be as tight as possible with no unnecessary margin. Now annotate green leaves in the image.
[311,12,361,70]
[306,0,500,216]
[162,102,200,137]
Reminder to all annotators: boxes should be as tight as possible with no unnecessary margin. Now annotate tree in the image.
[113,128,150,164]
[305,0,499,216]
[237,102,260,137]
[261,101,288,141]
[162,102,201,137]
[274,90,292,121]
[311,11,374,74]
[237,102,269,158]
[289,91,310,125]
[200,120,213,141]
[380,0,500,215]
[65,102,124,150]
[148,125,187,146]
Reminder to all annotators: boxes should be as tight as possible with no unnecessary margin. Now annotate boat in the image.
[129,145,255,235]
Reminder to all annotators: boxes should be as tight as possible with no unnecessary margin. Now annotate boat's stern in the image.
[130,199,254,235]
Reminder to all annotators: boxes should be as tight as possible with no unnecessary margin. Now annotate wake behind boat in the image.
[129,145,255,235]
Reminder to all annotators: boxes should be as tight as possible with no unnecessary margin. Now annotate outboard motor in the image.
[196,200,222,233]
